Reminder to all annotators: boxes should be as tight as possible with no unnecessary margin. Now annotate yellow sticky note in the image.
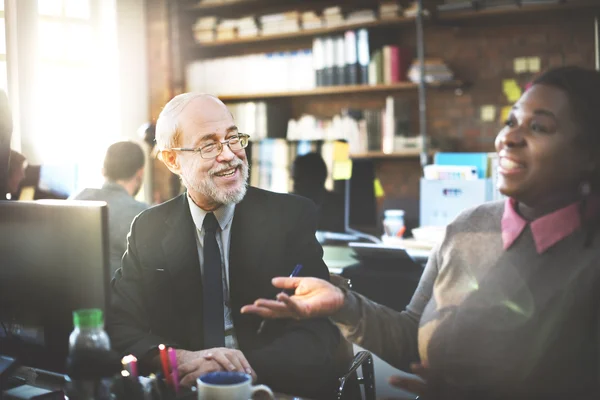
[527,57,541,73]
[500,106,512,123]
[502,79,522,103]
[18,186,35,201]
[332,140,350,161]
[480,105,496,122]
[513,57,528,74]
[332,159,352,180]
[374,178,384,198]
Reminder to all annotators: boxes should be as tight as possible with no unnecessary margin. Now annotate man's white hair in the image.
[155,93,222,150]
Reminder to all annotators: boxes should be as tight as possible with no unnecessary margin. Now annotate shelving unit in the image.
[148,0,600,199]
[217,80,463,101]
[436,1,600,22]
[350,149,425,159]
[193,16,416,48]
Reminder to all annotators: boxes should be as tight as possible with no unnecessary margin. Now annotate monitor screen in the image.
[0,200,109,372]
[347,159,378,233]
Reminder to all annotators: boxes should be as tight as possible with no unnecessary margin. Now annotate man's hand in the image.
[240,276,345,319]
[389,363,430,399]
[176,348,256,387]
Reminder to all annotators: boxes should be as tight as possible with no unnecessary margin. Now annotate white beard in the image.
[181,157,249,206]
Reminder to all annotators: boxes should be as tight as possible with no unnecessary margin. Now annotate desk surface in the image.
[324,242,432,272]
[12,366,313,400]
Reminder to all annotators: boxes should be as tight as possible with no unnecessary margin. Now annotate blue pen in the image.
[256,264,303,334]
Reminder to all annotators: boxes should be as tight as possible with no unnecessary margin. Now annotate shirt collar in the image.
[187,193,236,232]
[501,196,599,254]
[102,181,128,193]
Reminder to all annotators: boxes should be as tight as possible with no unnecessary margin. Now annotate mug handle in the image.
[250,384,275,399]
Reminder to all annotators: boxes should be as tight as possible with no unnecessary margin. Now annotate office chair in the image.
[330,274,376,400]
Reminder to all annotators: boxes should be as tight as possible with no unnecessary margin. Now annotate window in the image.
[0,1,8,94]
[33,0,119,189]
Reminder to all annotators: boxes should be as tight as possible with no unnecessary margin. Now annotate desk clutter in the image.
[2,348,201,400]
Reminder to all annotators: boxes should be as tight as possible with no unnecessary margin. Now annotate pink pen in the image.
[167,347,180,394]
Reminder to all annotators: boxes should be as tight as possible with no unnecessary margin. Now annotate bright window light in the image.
[33,0,120,192]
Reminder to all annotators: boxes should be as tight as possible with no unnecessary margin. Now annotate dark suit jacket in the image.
[106,187,344,398]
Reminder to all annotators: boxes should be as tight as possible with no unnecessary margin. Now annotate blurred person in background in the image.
[292,152,345,233]
[5,150,27,200]
[0,90,13,197]
[72,141,148,276]
[243,66,600,400]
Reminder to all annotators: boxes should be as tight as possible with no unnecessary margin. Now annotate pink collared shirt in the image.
[501,196,599,254]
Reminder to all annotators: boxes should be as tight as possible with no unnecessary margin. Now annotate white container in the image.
[383,209,405,238]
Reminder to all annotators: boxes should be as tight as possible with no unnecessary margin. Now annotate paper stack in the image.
[237,16,259,38]
[260,12,300,36]
[323,7,344,28]
[193,16,217,43]
[379,1,402,19]
[216,19,237,40]
[407,58,454,83]
[301,11,322,30]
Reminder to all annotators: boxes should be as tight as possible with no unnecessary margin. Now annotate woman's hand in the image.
[389,363,430,399]
[240,276,345,319]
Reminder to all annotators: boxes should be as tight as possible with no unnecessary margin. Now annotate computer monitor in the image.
[347,159,378,234]
[0,200,109,373]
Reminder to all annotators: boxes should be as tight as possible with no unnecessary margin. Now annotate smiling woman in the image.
[241,66,600,400]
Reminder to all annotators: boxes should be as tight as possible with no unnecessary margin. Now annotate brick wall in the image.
[374,10,596,227]
[418,11,596,152]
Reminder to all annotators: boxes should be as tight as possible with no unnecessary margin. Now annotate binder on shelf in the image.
[323,36,335,86]
[344,30,358,85]
[368,49,383,85]
[334,35,346,86]
[383,45,399,84]
[313,37,325,87]
[357,29,370,84]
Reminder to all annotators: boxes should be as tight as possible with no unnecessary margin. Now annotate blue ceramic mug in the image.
[197,371,274,400]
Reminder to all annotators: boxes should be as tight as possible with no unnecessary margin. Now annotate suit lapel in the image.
[229,188,268,304]
[161,194,200,277]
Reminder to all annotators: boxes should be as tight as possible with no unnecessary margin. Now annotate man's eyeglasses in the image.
[171,134,250,159]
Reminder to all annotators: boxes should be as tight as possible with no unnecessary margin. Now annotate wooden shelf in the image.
[350,149,430,159]
[217,81,463,101]
[187,0,263,11]
[436,1,600,22]
[194,16,414,48]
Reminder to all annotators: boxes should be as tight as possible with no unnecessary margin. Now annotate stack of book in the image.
[312,29,370,87]
[479,0,519,10]
[437,1,476,13]
[193,16,217,43]
[379,1,402,18]
[323,7,344,27]
[403,1,431,17]
[252,139,292,193]
[227,101,290,140]
[216,19,237,40]
[237,16,259,38]
[186,51,315,94]
[346,9,377,24]
[368,45,412,85]
[301,11,322,30]
[286,112,364,153]
[407,58,454,83]
[260,12,300,36]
